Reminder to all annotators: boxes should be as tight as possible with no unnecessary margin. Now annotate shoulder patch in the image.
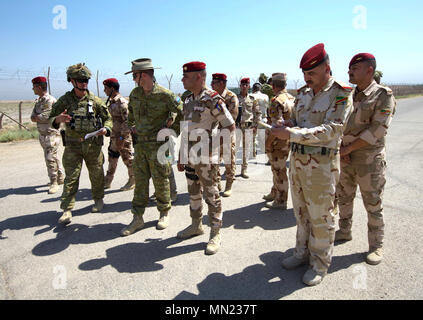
[210,91,219,98]
[297,85,308,94]
[334,79,353,91]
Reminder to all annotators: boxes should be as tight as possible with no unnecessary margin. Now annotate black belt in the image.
[290,143,338,156]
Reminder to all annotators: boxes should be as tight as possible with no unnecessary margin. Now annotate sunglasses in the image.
[75,79,89,83]
[132,73,141,80]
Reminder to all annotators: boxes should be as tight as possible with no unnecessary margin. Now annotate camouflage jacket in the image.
[49,89,112,141]
[128,83,183,141]
[32,93,58,135]
[287,77,353,150]
[269,89,295,125]
[237,93,261,126]
[260,83,275,100]
[106,93,131,137]
[342,80,396,151]
[221,88,239,121]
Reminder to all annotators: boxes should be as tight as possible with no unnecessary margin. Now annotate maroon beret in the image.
[103,78,119,86]
[32,76,47,84]
[183,61,206,72]
[349,53,376,68]
[212,73,227,81]
[300,43,328,71]
[240,78,250,84]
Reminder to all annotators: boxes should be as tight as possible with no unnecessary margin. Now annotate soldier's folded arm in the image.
[98,100,112,136]
[48,98,67,129]
[357,89,396,147]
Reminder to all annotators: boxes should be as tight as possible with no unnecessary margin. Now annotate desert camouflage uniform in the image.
[286,78,353,274]
[251,90,270,154]
[336,80,396,249]
[128,83,183,216]
[215,88,239,186]
[182,87,235,227]
[266,89,295,205]
[31,93,64,184]
[237,93,261,173]
[104,93,134,186]
[49,89,112,211]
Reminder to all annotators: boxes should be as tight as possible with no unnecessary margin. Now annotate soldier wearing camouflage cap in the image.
[31,76,65,194]
[335,53,396,266]
[49,63,113,225]
[120,58,183,236]
[263,73,294,210]
[271,44,354,286]
[102,78,135,191]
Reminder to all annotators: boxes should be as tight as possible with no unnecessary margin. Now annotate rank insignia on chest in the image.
[335,96,348,105]
[380,109,391,115]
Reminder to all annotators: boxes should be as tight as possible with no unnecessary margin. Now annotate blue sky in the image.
[0,0,422,99]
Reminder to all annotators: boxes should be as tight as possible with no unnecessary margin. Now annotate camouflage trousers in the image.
[290,151,339,274]
[336,149,386,249]
[239,125,255,171]
[185,162,222,228]
[132,142,171,216]
[38,132,64,183]
[268,148,289,204]
[105,134,134,182]
[216,134,236,184]
[60,140,105,211]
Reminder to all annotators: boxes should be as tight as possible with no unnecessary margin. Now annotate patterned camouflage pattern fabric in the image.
[32,93,64,183]
[216,88,239,185]
[266,89,294,204]
[182,87,235,227]
[286,78,353,274]
[105,93,134,184]
[237,93,261,171]
[336,80,396,249]
[49,89,112,210]
[128,83,183,216]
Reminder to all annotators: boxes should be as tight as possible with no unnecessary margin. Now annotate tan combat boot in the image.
[58,210,72,225]
[222,181,233,197]
[302,268,326,286]
[91,199,104,213]
[265,201,287,210]
[120,176,135,191]
[335,230,352,242]
[241,169,249,179]
[48,181,59,194]
[121,215,144,236]
[156,211,169,230]
[205,227,221,255]
[281,255,309,270]
[262,193,275,202]
[177,218,204,239]
[366,247,383,265]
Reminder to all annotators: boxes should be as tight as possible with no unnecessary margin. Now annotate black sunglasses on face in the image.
[76,79,89,83]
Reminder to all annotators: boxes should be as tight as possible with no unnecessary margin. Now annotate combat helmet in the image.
[66,63,92,82]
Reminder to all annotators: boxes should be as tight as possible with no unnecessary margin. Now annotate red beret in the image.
[183,61,206,72]
[32,76,47,84]
[212,73,227,81]
[103,78,119,86]
[349,53,376,68]
[300,43,328,71]
[240,78,250,84]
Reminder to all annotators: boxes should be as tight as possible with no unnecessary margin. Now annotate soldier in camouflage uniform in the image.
[211,73,239,197]
[49,63,113,225]
[263,73,294,210]
[270,44,353,286]
[31,76,64,194]
[177,61,235,255]
[237,78,261,179]
[120,58,183,236]
[102,78,135,191]
[335,53,396,265]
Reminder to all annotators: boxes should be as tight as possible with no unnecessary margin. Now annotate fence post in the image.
[47,66,51,94]
[96,70,100,97]
[18,101,23,130]
[0,113,3,129]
